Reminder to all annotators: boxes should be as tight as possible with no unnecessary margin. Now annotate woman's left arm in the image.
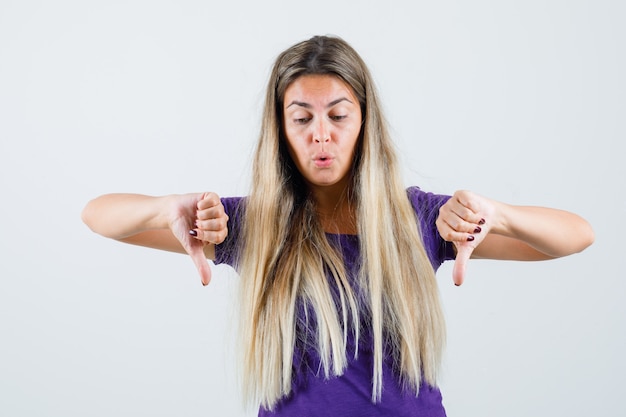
[472,204,594,260]
[436,190,595,284]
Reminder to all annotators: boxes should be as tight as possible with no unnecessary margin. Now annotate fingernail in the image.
[467,235,475,242]
[189,230,198,237]
[478,218,486,225]
[474,226,482,233]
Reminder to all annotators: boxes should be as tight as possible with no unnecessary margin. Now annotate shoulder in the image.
[405,186,456,266]
[220,195,246,211]
[405,186,451,216]
[220,196,247,224]
[214,196,246,267]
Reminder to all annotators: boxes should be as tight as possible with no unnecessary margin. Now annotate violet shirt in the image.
[215,187,455,417]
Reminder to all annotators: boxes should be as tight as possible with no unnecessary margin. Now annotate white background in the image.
[1,1,624,416]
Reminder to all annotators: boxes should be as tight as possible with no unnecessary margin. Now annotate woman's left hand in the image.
[436,190,495,286]
[436,189,594,286]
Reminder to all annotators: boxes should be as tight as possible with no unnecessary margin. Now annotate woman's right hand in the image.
[170,192,229,286]
[82,191,229,286]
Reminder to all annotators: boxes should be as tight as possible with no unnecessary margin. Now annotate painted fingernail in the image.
[189,230,198,237]
[467,235,475,242]
[474,226,482,233]
[478,218,486,225]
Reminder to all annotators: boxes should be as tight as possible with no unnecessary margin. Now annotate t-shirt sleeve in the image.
[406,186,456,270]
[213,196,245,267]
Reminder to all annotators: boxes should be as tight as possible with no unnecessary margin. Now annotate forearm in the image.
[81,193,173,240]
[484,202,595,259]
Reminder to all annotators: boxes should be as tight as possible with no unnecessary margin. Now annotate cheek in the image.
[344,126,361,153]
[283,125,301,148]
[285,139,306,168]
[285,128,308,154]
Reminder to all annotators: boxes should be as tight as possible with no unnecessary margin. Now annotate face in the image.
[282,74,362,195]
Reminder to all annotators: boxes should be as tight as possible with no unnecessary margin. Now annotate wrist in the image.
[486,199,512,237]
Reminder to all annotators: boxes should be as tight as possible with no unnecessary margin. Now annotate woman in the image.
[82,35,594,416]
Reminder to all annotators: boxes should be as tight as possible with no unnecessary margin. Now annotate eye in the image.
[330,115,347,121]
[293,117,311,124]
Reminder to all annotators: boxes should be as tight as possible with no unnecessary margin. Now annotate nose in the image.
[312,119,330,144]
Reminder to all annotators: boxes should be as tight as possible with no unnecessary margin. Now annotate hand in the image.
[169,192,228,286]
[436,190,494,286]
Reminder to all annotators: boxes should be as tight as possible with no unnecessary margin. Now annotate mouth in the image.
[314,153,333,167]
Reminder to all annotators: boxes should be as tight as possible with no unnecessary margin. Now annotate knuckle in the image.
[209,192,221,205]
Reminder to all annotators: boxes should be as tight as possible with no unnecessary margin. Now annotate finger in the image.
[189,227,228,245]
[195,215,229,231]
[437,215,483,243]
[447,205,484,231]
[196,192,221,210]
[196,203,228,232]
[452,243,475,286]
[187,245,212,286]
[451,191,488,224]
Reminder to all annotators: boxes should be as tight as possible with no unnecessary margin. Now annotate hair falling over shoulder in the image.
[236,35,446,411]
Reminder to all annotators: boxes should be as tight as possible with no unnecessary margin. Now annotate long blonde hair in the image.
[237,35,445,410]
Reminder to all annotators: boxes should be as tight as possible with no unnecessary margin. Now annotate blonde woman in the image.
[82,35,594,416]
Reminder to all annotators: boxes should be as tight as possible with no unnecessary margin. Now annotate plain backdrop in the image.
[1,1,624,416]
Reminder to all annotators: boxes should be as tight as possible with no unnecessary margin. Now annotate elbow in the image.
[81,199,100,234]
[578,220,595,253]
[81,201,95,231]
[565,218,595,256]
[546,218,594,259]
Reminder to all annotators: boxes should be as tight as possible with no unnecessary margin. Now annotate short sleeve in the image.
[406,186,456,270]
[213,196,246,267]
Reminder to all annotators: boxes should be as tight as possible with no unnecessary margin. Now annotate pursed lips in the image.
[313,152,333,168]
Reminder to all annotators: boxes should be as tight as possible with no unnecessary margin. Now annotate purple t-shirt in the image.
[215,186,455,417]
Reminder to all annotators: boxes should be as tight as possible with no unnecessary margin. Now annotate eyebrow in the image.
[286,97,353,109]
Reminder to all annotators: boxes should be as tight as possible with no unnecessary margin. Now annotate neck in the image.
[309,183,357,234]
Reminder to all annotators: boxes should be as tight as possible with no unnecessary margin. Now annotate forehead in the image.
[283,74,358,106]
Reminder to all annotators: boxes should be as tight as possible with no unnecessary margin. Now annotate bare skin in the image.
[282,74,362,234]
[436,190,594,285]
[82,74,594,287]
[82,192,228,285]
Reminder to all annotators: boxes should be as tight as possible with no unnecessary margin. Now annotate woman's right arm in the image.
[81,192,228,285]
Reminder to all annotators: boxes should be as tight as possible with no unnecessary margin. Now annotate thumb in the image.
[452,243,474,286]
[188,246,212,286]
